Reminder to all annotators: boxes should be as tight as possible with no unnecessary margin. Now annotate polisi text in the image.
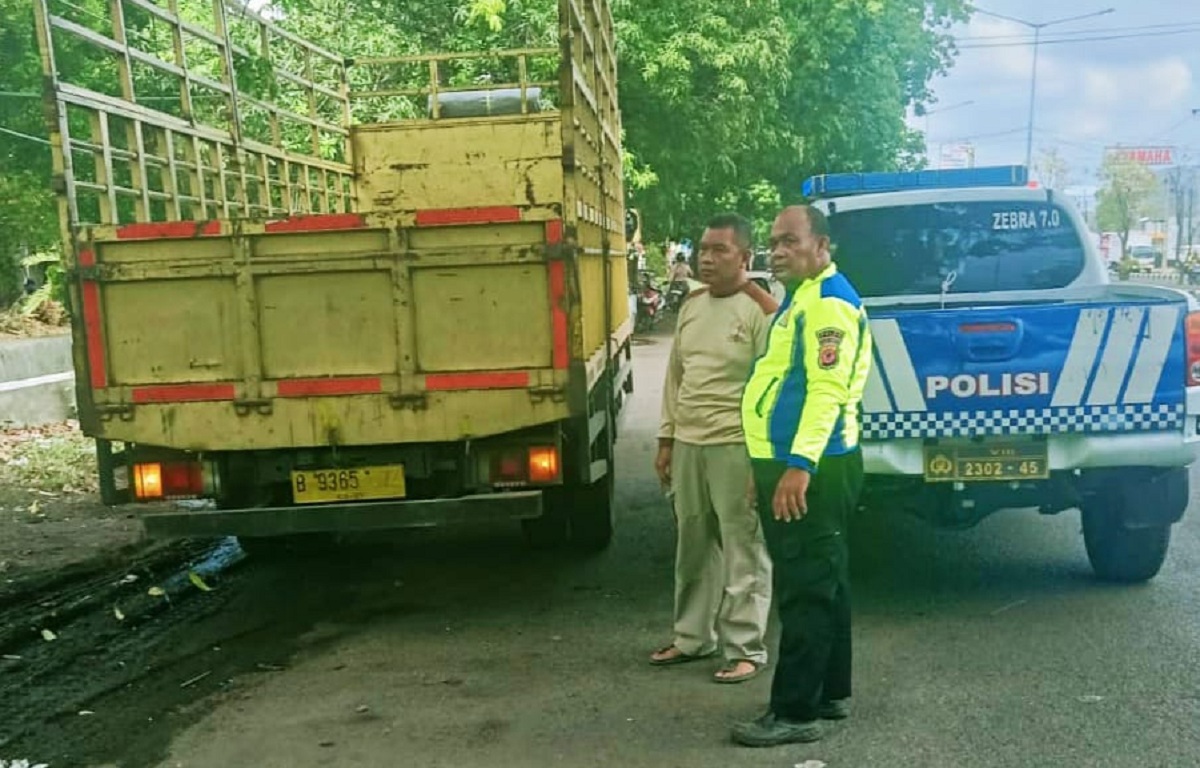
[925,372,1052,400]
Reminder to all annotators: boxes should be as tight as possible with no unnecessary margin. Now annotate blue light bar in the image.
[802,165,1030,200]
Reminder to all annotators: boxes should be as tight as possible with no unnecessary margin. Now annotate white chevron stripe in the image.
[1051,308,1109,407]
[870,318,926,412]
[862,350,893,414]
[1122,305,1179,404]
[1087,307,1145,406]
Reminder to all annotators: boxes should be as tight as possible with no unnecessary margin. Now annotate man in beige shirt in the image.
[650,213,778,684]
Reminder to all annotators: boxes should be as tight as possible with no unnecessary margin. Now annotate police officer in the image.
[731,205,873,747]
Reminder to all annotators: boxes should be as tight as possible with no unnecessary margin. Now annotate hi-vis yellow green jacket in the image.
[741,263,873,472]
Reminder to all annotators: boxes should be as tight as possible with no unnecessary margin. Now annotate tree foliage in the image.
[1097,154,1162,258]
[1033,147,1071,192]
[615,0,966,240]
[0,0,63,303]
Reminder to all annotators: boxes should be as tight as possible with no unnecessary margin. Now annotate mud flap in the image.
[1113,467,1189,529]
[96,439,130,505]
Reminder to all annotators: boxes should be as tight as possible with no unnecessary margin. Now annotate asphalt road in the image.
[114,332,1200,767]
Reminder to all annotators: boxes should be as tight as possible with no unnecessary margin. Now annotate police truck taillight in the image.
[1186,312,1200,387]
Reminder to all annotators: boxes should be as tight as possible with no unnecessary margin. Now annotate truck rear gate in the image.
[78,212,581,450]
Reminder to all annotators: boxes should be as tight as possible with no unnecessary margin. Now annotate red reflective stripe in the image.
[276,377,383,397]
[77,249,96,268]
[415,206,522,227]
[80,281,107,389]
[548,260,569,369]
[116,221,221,239]
[545,219,563,245]
[264,213,367,233]
[424,371,530,391]
[132,383,236,403]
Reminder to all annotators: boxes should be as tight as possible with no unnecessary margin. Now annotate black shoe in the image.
[731,712,822,747]
[819,698,850,720]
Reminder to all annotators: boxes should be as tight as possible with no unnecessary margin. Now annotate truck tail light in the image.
[1186,312,1200,387]
[133,461,216,501]
[527,446,560,484]
[491,449,527,485]
[488,446,561,486]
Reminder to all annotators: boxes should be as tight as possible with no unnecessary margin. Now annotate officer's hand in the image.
[773,468,810,522]
[655,444,674,487]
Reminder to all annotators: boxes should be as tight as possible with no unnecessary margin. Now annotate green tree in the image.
[614,0,966,241]
[0,0,61,303]
[1034,147,1071,191]
[1097,153,1161,260]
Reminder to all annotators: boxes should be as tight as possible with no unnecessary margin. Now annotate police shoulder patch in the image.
[816,327,844,369]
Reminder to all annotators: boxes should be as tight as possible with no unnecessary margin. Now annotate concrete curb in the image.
[0,334,77,426]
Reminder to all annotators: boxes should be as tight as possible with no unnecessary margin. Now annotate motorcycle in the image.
[635,272,667,332]
[664,280,690,314]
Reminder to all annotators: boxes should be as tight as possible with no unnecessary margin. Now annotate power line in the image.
[957,26,1200,49]
[931,125,1028,143]
[1141,117,1194,145]
[955,20,1200,42]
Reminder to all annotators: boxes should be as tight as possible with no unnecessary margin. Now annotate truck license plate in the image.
[923,442,1048,483]
[290,465,407,505]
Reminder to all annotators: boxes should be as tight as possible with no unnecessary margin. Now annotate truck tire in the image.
[521,474,613,552]
[567,471,614,553]
[521,502,570,549]
[1081,503,1172,583]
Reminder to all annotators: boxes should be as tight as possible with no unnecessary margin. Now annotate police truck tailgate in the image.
[862,296,1195,479]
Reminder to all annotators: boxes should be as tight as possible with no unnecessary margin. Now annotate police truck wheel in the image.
[1081,503,1171,583]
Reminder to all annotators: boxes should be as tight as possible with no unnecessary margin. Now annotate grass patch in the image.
[0,421,98,495]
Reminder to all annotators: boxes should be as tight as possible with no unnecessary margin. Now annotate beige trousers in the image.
[670,441,772,664]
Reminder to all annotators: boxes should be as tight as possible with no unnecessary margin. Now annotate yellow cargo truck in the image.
[32,0,632,550]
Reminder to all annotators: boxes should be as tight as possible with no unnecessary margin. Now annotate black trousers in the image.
[753,451,863,722]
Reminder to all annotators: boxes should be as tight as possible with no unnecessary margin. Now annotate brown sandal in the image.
[712,659,763,684]
[649,644,716,666]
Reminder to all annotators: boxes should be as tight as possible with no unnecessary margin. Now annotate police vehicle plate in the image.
[923,442,1049,483]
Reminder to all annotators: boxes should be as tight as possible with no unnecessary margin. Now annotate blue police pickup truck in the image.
[806,166,1200,582]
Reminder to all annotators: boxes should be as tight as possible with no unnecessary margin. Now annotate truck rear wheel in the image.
[1081,503,1171,583]
[521,473,614,553]
[567,472,614,552]
[521,500,570,549]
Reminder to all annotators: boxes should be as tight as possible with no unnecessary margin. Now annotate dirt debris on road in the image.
[0,421,148,601]
[0,419,261,766]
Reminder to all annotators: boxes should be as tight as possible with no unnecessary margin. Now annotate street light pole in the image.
[1025,26,1040,171]
[973,6,1115,168]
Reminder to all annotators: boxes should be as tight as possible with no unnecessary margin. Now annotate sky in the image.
[912,0,1200,191]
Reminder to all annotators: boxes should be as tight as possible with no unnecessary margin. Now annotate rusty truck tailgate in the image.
[77,213,576,450]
